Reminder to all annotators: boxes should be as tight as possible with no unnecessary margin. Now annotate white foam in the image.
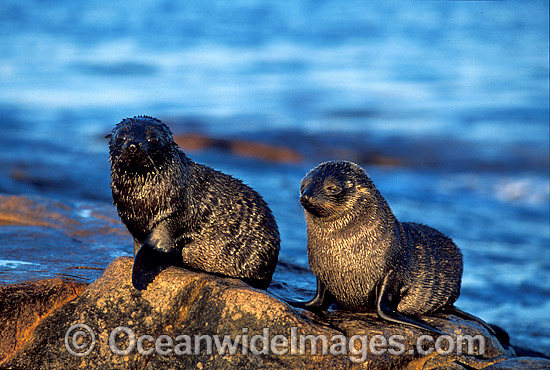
[0,259,37,267]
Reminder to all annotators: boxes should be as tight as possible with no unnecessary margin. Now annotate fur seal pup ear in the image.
[289,160,493,336]
[108,116,280,291]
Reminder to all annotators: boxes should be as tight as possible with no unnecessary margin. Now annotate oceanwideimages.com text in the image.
[65,324,485,363]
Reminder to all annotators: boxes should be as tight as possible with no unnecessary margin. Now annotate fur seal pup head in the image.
[300,161,359,219]
[107,116,177,175]
[107,116,280,291]
[299,160,393,226]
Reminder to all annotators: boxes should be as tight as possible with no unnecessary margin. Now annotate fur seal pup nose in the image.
[127,142,138,152]
[290,160,494,336]
[107,116,280,291]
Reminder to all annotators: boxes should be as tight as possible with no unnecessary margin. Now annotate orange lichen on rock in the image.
[0,278,88,365]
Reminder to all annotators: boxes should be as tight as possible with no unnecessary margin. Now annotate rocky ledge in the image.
[0,257,548,370]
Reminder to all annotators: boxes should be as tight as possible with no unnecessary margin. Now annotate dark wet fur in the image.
[108,116,280,290]
[300,160,462,315]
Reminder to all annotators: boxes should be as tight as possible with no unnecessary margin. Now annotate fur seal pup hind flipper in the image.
[132,221,179,290]
[376,271,446,336]
[438,306,497,336]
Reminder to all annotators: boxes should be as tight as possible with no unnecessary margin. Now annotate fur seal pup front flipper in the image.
[108,116,280,291]
[288,160,489,337]
[131,221,179,290]
[287,278,333,311]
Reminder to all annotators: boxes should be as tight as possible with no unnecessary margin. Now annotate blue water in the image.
[0,0,549,355]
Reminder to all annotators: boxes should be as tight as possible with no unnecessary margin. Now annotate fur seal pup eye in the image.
[147,135,159,147]
[324,182,342,196]
[115,132,126,145]
[108,115,280,291]
[289,160,495,336]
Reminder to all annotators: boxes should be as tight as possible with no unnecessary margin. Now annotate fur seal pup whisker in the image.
[107,116,280,291]
[289,160,494,336]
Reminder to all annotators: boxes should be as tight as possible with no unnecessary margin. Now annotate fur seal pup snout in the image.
[291,160,494,336]
[107,116,280,291]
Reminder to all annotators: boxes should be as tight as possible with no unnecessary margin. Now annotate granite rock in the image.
[2,257,520,370]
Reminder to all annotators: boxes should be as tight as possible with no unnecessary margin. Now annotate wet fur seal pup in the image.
[107,116,280,291]
[290,160,494,335]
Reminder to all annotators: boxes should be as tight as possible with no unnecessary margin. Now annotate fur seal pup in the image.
[291,160,493,335]
[107,116,280,291]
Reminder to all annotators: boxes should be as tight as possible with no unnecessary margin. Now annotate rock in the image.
[0,194,76,228]
[481,357,550,369]
[173,133,303,163]
[2,257,349,369]
[2,257,531,370]
[0,278,87,364]
[171,132,401,167]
